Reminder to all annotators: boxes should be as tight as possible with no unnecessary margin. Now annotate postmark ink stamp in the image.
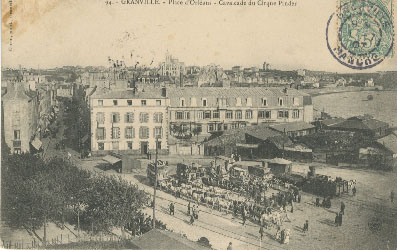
[327,0,394,70]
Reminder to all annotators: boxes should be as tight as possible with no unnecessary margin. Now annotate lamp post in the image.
[152,136,159,229]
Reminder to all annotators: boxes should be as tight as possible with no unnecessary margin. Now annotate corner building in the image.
[90,89,169,155]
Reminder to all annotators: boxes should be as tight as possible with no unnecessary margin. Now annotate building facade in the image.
[167,87,314,137]
[2,82,39,153]
[90,88,169,155]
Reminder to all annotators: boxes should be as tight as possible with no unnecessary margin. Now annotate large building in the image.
[167,87,313,137]
[90,88,169,155]
[159,53,185,77]
[2,82,40,153]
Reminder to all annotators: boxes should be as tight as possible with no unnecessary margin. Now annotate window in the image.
[198,111,204,120]
[112,127,120,139]
[98,100,103,106]
[139,126,149,139]
[236,97,242,106]
[127,142,133,150]
[180,98,185,107]
[141,100,147,106]
[278,97,283,106]
[112,113,120,123]
[139,112,149,123]
[208,124,215,132]
[96,128,105,140]
[125,127,135,139]
[204,111,211,119]
[213,111,220,119]
[235,110,242,119]
[154,113,163,123]
[156,100,162,106]
[112,141,119,150]
[125,112,134,123]
[184,111,190,120]
[293,97,299,106]
[245,110,253,119]
[195,124,202,133]
[113,100,118,106]
[96,112,105,124]
[226,111,233,119]
[292,109,300,118]
[127,100,132,106]
[98,142,104,150]
[156,141,162,150]
[202,98,207,107]
[191,97,197,107]
[154,127,163,138]
[176,111,184,120]
[14,130,20,140]
[262,98,268,106]
[258,110,271,119]
[246,97,252,107]
[278,110,289,118]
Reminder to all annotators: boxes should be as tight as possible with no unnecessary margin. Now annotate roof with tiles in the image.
[91,87,166,99]
[167,87,309,99]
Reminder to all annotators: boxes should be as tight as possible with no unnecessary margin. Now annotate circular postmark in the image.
[326,0,394,70]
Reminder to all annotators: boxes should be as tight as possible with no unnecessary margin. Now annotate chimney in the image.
[161,87,166,97]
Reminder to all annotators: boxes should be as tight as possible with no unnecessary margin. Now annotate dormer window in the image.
[180,98,185,107]
[113,100,118,106]
[127,100,132,106]
[236,97,242,107]
[246,97,252,107]
[202,98,207,107]
[262,98,268,106]
[141,100,147,106]
[293,97,299,106]
[278,97,283,106]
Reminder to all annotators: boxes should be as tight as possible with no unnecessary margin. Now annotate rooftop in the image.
[269,121,315,133]
[377,134,397,154]
[91,88,166,99]
[167,87,309,99]
[332,116,389,131]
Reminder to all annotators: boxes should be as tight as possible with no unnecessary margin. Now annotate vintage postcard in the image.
[1,0,397,249]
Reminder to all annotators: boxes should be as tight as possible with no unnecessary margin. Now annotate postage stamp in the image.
[326,0,394,70]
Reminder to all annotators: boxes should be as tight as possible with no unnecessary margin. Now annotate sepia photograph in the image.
[1,0,397,249]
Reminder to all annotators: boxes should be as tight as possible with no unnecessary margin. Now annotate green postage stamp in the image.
[327,0,394,69]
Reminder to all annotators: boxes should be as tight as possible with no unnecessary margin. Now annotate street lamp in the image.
[152,136,159,229]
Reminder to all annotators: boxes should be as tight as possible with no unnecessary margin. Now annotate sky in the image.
[1,0,397,72]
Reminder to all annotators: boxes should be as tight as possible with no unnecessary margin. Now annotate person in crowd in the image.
[259,226,264,241]
[352,186,357,196]
[242,207,246,226]
[196,205,200,220]
[227,242,233,250]
[280,229,285,244]
[275,226,282,242]
[303,220,309,232]
[187,201,191,215]
[391,191,395,203]
[338,212,343,226]
[340,201,345,215]
[283,229,290,244]
[290,201,294,213]
[315,197,320,207]
[298,194,302,203]
[169,202,175,216]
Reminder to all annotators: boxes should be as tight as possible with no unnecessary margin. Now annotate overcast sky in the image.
[1,0,396,72]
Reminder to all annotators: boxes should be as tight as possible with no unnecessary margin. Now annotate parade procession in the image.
[147,155,356,244]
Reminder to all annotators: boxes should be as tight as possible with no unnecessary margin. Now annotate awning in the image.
[31,137,42,150]
[103,155,121,165]
[81,134,89,143]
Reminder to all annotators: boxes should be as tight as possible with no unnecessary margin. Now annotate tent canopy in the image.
[103,155,121,165]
